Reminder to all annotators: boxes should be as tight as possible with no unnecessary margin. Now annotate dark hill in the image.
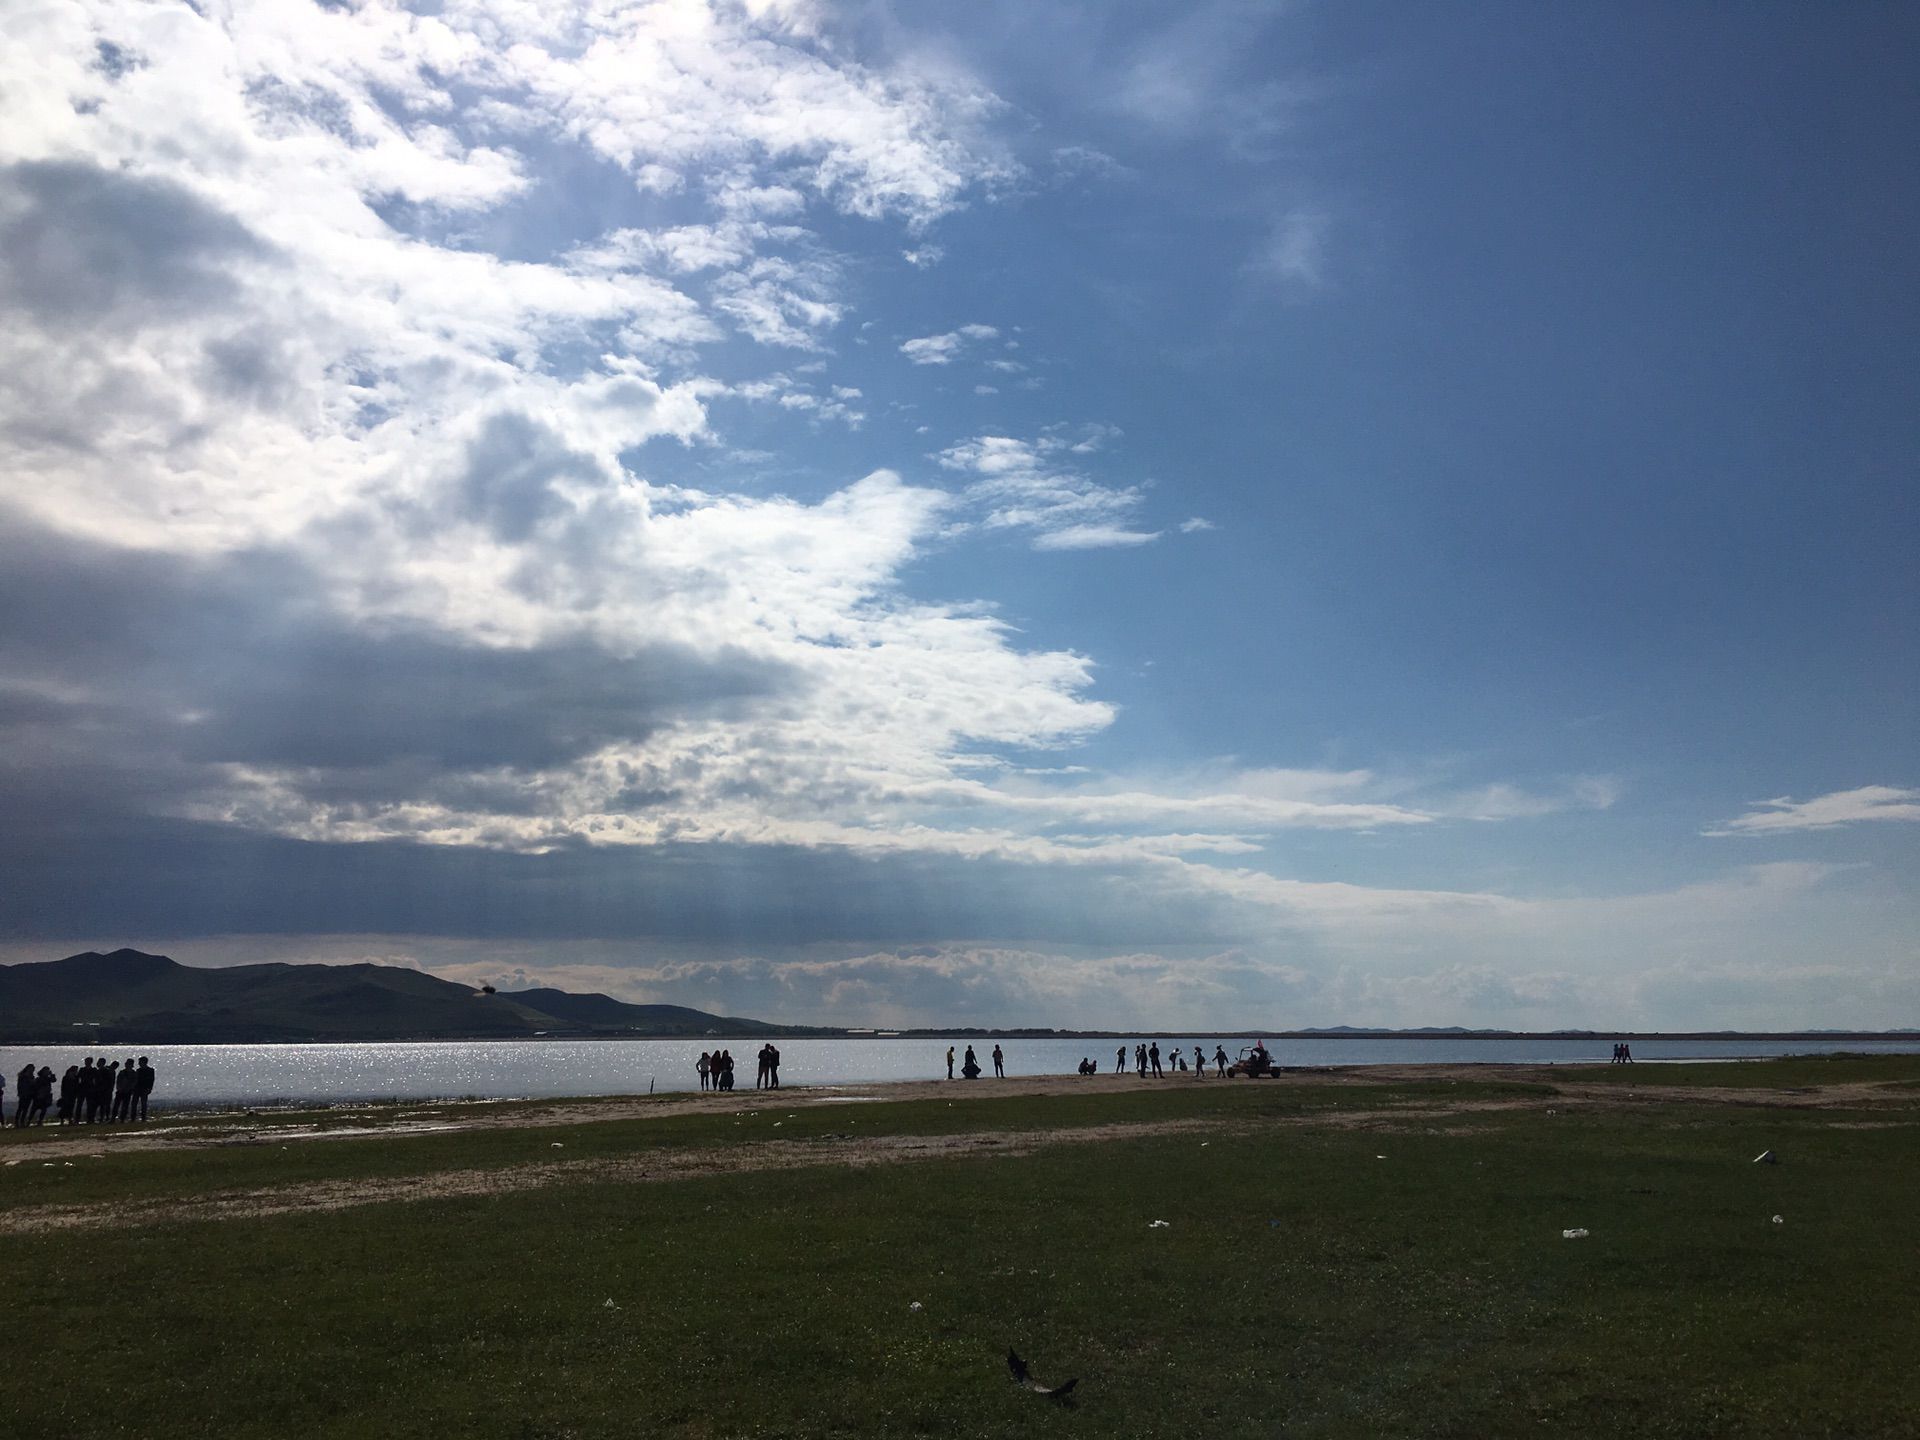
[0,950,817,1043]
[500,987,773,1036]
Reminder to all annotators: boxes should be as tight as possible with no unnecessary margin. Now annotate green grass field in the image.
[3,1057,1916,1439]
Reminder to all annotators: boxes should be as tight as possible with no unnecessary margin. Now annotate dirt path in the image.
[0,1117,1221,1234]
[8,1063,1911,1161]
[4,1065,1911,1235]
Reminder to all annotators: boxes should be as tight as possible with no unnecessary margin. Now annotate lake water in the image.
[2,1035,1915,1108]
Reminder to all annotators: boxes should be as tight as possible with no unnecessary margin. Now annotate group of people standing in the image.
[1078,1043,1235,1078]
[695,1043,782,1092]
[943,1044,1005,1080]
[6,1056,156,1128]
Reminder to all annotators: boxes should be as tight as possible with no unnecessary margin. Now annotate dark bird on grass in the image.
[1007,1348,1077,1400]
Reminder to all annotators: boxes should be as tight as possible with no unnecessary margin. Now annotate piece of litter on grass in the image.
[1772,1215,1784,1225]
[603,1298,618,1309]
[1147,1219,1170,1229]
[551,1142,564,1148]
[1562,1228,1589,1240]
[1200,1142,1209,1148]
[1753,1149,1778,1165]
[1375,1155,1386,1160]
[909,1301,923,1312]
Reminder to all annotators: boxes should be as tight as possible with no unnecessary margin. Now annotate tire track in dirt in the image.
[0,1118,1222,1234]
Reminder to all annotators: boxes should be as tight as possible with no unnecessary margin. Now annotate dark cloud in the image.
[0,511,793,816]
[0,159,272,326]
[0,819,1234,951]
[458,411,603,542]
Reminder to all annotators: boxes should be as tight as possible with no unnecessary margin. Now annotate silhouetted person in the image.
[1620,1043,1633,1064]
[1135,1043,1147,1077]
[30,1068,53,1125]
[1193,1045,1206,1076]
[992,1044,1004,1078]
[961,1045,981,1079]
[57,1065,78,1124]
[696,1052,711,1090]
[133,1057,154,1121]
[112,1057,136,1121]
[1214,1046,1227,1077]
[946,1046,955,1080]
[766,1045,780,1089]
[13,1064,33,1127]
[720,1050,734,1091]
[1148,1042,1162,1078]
[1116,1045,1126,1074]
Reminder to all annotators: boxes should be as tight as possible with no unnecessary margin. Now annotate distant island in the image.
[2,950,1912,1045]
[0,949,828,1044]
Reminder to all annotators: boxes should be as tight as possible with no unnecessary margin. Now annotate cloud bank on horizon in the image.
[1,0,1915,1030]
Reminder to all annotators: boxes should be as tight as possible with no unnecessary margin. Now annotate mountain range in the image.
[0,949,816,1043]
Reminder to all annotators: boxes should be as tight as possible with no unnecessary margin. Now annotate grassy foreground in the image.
[3,1058,1917,1439]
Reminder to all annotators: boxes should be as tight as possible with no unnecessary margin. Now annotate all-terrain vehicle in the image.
[1225,1043,1281,1078]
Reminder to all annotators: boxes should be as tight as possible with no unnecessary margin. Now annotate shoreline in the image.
[5,1055,1909,1159]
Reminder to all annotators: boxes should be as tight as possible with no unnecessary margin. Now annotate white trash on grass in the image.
[1562,1228,1590,1240]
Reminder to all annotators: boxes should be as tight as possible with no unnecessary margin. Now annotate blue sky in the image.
[0,0,1914,1029]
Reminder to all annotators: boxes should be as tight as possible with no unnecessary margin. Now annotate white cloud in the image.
[898,323,998,364]
[1706,785,1920,836]
[1254,206,1331,293]
[935,432,1158,549]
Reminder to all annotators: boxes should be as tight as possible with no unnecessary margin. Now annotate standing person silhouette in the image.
[991,1044,1005,1078]
[1135,1043,1147,1077]
[1148,1042,1163,1078]
[1116,1045,1126,1074]
[1213,1046,1228,1077]
[755,1044,770,1090]
[766,1044,780,1089]
[946,1046,955,1080]
[1193,1045,1206,1076]
[697,1052,711,1091]
[961,1045,981,1079]
[15,1063,35,1127]
[112,1058,136,1121]
[133,1057,154,1121]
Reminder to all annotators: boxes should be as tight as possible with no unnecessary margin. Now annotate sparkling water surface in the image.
[3,1036,1915,1108]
